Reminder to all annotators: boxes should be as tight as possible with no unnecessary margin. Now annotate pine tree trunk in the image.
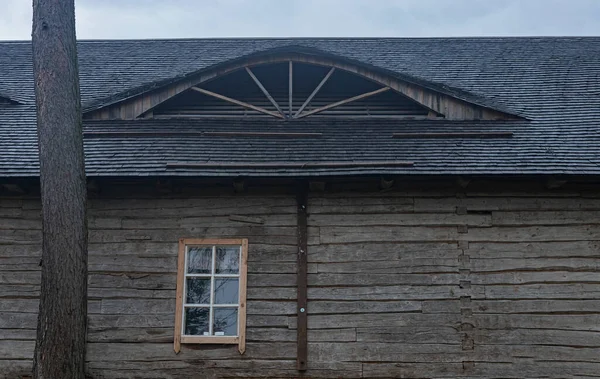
[32,1,88,378]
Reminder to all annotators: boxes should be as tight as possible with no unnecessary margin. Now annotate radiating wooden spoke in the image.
[293,67,335,118]
[191,87,284,119]
[295,87,391,119]
[245,67,285,117]
[190,64,395,120]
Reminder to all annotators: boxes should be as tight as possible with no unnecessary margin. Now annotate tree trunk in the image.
[32,1,88,378]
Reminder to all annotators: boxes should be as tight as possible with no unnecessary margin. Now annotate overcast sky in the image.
[1,0,599,40]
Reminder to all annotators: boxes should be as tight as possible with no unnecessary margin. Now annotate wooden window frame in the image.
[174,238,248,354]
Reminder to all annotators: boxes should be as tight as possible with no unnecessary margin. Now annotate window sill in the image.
[180,336,239,344]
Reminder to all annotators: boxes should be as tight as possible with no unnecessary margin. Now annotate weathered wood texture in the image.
[32,1,88,378]
[1,187,600,378]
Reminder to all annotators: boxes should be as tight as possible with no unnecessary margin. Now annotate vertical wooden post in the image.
[296,183,308,371]
[289,61,293,118]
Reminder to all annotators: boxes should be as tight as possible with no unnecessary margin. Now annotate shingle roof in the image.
[1,37,599,177]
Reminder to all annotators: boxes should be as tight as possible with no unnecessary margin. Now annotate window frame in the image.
[174,238,248,354]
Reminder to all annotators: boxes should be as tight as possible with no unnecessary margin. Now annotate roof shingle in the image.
[1,37,599,177]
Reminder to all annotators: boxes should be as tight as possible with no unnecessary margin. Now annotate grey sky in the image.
[1,0,600,40]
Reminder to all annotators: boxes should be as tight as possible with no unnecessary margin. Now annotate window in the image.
[174,239,248,354]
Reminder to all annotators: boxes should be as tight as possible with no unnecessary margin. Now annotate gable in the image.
[84,49,518,121]
[151,61,433,120]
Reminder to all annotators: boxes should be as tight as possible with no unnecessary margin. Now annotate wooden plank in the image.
[190,86,284,119]
[238,238,248,355]
[296,87,390,118]
[293,67,335,118]
[296,183,308,371]
[245,67,285,117]
[288,61,293,117]
[173,239,185,353]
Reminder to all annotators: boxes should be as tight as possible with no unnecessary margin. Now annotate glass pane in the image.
[184,307,209,336]
[213,308,238,336]
[215,246,240,274]
[186,278,211,304]
[187,246,212,274]
[214,278,239,304]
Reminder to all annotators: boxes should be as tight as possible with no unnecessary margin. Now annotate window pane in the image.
[213,308,238,336]
[215,246,240,274]
[214,278,239,304]
[186,278,211,304]
[187,246,212,274]
[184,307,209,336]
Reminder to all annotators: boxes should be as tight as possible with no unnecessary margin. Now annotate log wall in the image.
[1,187,599,378]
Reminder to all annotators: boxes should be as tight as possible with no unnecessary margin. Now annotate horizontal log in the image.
[316,259,459,274]
[320,226,458,244]
[465,225,600,242]
[88,226,301,244]
[357,326,460,344]
[119,214,296,229]
[475,314,600,331]
[414,197,600,212]
[0,244,41,257]
[473,283,600,300]
[492,210,600,226]
[472,299,600,314]
[86,359,362,379]
[0,218,41,230]
[308,342,462,363]
[308,197,413,214]
[470,271,600,285]
[309,213,491,227]
[247,328,356,342]
[475,344,600,362]
[0,328,36,340]
[307,285,480,301]
[468,241,600,259]
[87,327,174,343]
[308,272,460,286]
[289,313,461,330]
[362,361,600,378]
[0,340,34,360]
[362,362,465,378]
[0,229,41,244]
[86,342,296,361]
[474,328,600,347]
[100,299,175,315]
[309,242,461,262]
[89,197,295,211]
[471,257,600,272]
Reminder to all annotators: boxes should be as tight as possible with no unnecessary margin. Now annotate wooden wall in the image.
[1,185,600,378]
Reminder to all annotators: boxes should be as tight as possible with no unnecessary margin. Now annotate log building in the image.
[0,37,599,378]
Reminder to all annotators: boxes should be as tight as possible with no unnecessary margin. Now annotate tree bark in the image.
[32,1,88,378]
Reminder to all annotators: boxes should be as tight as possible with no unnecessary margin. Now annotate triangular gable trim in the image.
[85,46,521,121]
